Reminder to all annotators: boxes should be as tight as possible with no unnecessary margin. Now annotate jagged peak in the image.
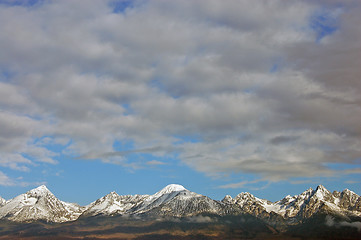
[0,196,6,206]
[316,185,328,192]
[315,185,331,195]
[235,192,256,200]
[35,184,48,190]
[310,185,332,201]
[105,191,119,198]
[236,192,254,197]
[299,187,314,197]
[341,188,359,200]
[222,195,233,203]
[223,194,232,199]
[342,188,357,195]
[27,185,53,197]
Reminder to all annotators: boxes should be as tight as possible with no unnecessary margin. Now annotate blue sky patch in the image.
[0,0,42,7]
[110,0,134,14]
[310,9,340,41]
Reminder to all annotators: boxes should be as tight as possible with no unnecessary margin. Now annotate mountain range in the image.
[0,184,360,226]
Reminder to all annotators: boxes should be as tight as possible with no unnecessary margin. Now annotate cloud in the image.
[0,171,44,187]
[79,146,177,160]
[0,0,360,184]
[325,215,361,231]
[344,180,359,184]
[146,160,166,166]
[218,180,268,190]
[0,171,15,186]
[340,221,361,231]
[269,136,300,145]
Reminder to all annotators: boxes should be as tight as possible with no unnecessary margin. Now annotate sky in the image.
[0,0,360,205]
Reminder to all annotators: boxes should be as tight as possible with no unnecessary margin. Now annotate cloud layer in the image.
[0,0,360,186]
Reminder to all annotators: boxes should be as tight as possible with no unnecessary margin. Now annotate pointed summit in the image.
[31,184,49,191]
[27,185,53,197]
[222,195,233,204]
[107,191,119,197]
[316,185,328,191]
[235,192,256,201]
[339,188,360,209]
[0,197,6,207]
[157,184,186,195]
[314,185,332,200]
[131,184,190,214]
[0,184,83,222]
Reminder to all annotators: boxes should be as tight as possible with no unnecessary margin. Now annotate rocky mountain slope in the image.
[82,191,149,216]
[132,184,242,217]
[82,184,242,218]
[0,184,360,224]
[222,185,361,223]
[0,185,84,223]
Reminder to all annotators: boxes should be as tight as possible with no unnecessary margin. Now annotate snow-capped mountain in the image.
[82,191,149,216]
[223,185,361,221]
[81,184,187,217]
[272,185,361,219]
[222,192,274,218]
[338,188,361,211]
[132,184,241,217]
[131,184,193,214]
[0,185,84,223]
[82,184,241,218]
[0,184,360,223]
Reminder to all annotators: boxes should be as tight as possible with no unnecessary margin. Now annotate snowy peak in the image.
[227,192,275,217]
[341,188,358,198]
[0,197,6,207]
[339,188,360,210]
[83,185,191,217]
[132,184,188,214]
[157,184,186,195]
[233,192,271,207]
[316,184,327,191]
[0,185,84,223]
[222,195,233,204]
[313,185,332,200]
[26,185,53,198]
[83,192,149,217]
[271,185,361,219]
[136,187,237,217]
[300,187,314,199]
[105,191,120,199]
[235,192,256,201]
[83,191,123,216]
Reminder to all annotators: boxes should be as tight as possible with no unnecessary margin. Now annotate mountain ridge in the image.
[0,184,360,224]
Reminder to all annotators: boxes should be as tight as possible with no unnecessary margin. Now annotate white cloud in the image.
[0,171,15,186]
[218,180,266,189]
[325,215,361,231]
[0,0,360,183]
[146,160,166,166]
